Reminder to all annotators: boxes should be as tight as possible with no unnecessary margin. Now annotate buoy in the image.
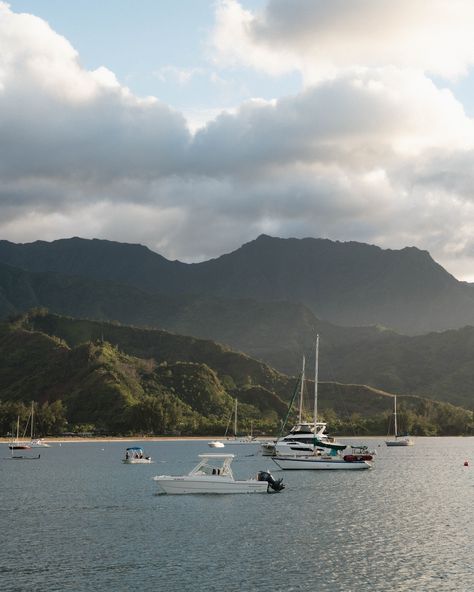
[464,460,469,467]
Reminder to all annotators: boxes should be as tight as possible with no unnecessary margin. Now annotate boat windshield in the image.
[289,423,314,434]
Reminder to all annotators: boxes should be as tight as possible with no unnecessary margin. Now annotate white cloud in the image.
[212,0,474,83]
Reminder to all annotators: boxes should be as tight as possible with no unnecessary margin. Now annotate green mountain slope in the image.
[2,261,474,411]
[326,327,474,410]
[0,311,471,436]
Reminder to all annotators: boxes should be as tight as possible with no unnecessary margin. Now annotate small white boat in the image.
[153,453,284,494]
[261,441,276,455]
[386,437,414,447]
[29,438,51,448]
[385,396,414,446]
[122,447,153,464]
[208,441,225,448]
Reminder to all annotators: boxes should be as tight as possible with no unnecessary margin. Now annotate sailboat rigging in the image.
[28,401,51,448]
[224,398,259,444]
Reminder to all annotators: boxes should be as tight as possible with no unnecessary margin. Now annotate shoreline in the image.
[0,436,219,443]
[2,435,462,444]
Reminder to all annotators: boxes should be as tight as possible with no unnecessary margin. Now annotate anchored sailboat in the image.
[385,396,414,446]
[8,416,31,450]
[224,398,259,444]
[28,402,51,448]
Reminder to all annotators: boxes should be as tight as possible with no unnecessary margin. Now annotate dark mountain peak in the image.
[0,234,472,334]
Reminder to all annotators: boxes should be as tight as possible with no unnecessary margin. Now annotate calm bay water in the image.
[1,437,473,592]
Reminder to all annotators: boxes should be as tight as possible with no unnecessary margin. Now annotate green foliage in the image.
[0,400,67,436]
[2,244,474,413]
[0,312,472,436]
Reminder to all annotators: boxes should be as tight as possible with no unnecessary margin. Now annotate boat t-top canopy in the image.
[126,447,144,451]
[198,453,235,459]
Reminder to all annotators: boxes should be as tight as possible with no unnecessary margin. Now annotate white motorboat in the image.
[122,446,153,464]
[272,335,373,471]
[208,440,225,448]
[385,396,414,446]
[153,453,284,494]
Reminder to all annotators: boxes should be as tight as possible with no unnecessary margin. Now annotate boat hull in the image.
[386,440,414,446]
[223,440,261,445]
[122,458,153,464]
[272,456,371,470]
[154,476,269,494]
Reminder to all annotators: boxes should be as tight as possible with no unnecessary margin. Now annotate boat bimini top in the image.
[191,454,235,477]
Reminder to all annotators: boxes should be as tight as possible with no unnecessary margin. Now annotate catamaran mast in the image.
[393,395,398,438]
[298,355,305,423]
[314,334,319,428]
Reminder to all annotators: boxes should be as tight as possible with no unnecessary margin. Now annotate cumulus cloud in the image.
[2,1,474,280]
[0,2,191,184]
[212,0,474,82]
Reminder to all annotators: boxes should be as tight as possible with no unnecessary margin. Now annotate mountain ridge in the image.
[1,234,473,333]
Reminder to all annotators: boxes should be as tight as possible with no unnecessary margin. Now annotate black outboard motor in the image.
[257,470,285,492]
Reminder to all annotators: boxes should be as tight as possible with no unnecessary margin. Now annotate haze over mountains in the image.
[1,234,473,334]
[1,235,474,412]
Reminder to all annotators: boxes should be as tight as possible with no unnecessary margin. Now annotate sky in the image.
[3,1,474,279]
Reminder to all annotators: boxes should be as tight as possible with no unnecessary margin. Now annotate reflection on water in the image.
[0,438,473,591]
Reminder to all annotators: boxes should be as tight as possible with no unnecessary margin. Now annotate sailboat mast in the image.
[314,334,319,428]
[234,398,238,438]
[298,355,305,423]
[393,395,398,438]
[31,401,34,440]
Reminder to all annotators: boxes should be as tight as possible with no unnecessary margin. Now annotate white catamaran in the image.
[263,346,345,458]
[272,335,373,470]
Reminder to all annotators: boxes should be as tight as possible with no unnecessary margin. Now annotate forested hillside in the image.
[0,311,471,437]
